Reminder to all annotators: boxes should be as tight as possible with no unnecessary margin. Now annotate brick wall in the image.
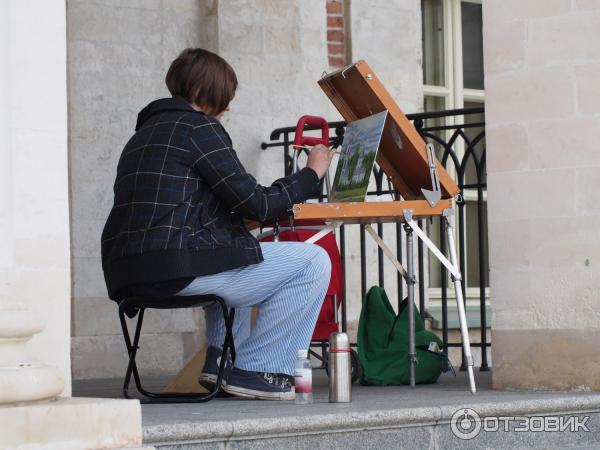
[326,0,346,68]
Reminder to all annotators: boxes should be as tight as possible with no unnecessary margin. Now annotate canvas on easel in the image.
[331,110,387,202]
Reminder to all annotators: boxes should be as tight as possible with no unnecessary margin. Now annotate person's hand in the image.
[306,144,335,179]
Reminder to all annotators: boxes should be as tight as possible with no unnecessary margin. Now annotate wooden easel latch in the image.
[421,142,442,207]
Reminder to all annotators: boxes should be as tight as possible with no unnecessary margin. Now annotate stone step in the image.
[0,397,142,450]
[135,372,600,450]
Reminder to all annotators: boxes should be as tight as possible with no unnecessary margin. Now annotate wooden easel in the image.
[291,60,476,393]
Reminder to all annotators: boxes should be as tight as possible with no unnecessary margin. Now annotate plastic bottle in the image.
[294,349,313,404]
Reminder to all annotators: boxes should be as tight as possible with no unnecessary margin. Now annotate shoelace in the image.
[262,372,291,389]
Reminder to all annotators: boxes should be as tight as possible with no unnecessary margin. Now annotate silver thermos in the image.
[328,332,352,402]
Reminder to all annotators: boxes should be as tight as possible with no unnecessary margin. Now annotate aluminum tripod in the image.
[365,208,476,394]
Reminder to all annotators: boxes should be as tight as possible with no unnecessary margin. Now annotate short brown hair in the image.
[165,48,238,116]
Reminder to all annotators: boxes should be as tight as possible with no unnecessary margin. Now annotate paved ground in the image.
[73,369,600,428]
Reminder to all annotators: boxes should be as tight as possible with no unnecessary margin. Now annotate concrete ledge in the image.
[144,395,600,449]
[1,397,142,450]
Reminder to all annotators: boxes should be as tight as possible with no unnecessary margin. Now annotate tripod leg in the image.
[404,223,417,388]
[444,216,477,394]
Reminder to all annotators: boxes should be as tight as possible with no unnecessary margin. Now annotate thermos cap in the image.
[328,332,350,350]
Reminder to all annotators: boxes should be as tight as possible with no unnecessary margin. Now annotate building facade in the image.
[2,0,600,446]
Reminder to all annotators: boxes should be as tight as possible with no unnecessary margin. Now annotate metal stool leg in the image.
[224,306,236,365]
[119,301,146,399]
[216,299,236,390]
[118,296,236,403]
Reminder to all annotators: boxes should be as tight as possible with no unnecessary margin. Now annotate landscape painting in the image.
[331,110,388,202]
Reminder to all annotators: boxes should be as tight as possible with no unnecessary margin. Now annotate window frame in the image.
[422,0,489,305]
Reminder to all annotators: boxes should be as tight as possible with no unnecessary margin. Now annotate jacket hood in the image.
[135,97,200,131]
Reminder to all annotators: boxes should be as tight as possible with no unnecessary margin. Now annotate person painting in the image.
[101,48,335,400]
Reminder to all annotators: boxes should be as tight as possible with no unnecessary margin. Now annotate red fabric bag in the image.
[260,222,343,341]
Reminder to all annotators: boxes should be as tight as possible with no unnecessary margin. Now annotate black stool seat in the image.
[118,294,235,404]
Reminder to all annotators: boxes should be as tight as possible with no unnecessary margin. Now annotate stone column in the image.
[484,0,600,389]
[0,0,66,403]
[1,2,144,447]
[0,310,65,403]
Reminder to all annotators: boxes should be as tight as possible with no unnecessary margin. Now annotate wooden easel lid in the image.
[318,60,460,200]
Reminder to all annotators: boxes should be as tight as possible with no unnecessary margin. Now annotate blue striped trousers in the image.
[176,242,331,375]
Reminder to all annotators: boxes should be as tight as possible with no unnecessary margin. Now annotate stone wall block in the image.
[574,0,600,10]
[482,19,526,74]
[261,1,301,22]
[69,133,123,187]
[486,168,576,222]
[575,167,600,216]
[530,266,600,329]
[488,268,531,311]
[528,118,600,169]
[493,329,600,390]
[484,0,571,22]
[484,123,529,173]
[67,2,162,45]
[528,13,600,65]
[73,297,121,336]
[163,0,206,13]
[72,333,192,379]
[485,69,575,124]
[488,219,531,271]
[491,308,536,331]
[161,9,205,57]
[575,63,600,115]
[73,297,202,337]
[219,14,263,56]
[72,256,107,299]
[351,14,416,74]
[379,69,423,112]
[71,219,105,258]
[530,216,600,269]
[263,18,302,56]
[71,180,115,222]
[223,112,276,174]
[484,0,600,391]
[67,40,166,112]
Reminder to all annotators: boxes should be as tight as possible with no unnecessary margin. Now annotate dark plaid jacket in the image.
[101,98,320,299]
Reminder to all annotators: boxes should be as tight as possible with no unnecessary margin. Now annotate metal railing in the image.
[261,107,489,371]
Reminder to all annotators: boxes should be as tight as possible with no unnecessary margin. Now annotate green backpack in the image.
[358,286,444,385]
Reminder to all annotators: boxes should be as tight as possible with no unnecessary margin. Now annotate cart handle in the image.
[293,115,330,149]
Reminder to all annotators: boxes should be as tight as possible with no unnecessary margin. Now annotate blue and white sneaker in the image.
[198,346,232,390]
[222,367,295,400]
